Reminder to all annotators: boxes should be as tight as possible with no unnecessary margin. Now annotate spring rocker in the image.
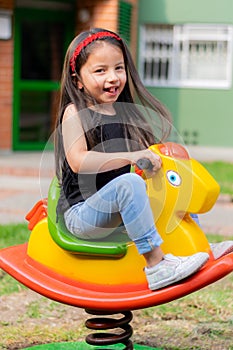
[0,142,233,349]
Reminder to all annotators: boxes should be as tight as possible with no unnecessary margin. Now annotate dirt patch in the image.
[0,289,232,350]
[0,290,86,327]
[0,290,87,349]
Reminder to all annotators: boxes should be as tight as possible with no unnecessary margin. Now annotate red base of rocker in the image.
[0,243,232,312]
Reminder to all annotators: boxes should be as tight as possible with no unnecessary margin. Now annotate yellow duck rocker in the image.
[0,142,232,349]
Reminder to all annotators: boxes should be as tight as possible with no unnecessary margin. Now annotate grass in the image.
[0,223,29,295]
[0,223,29,249]
[201,161,233,195]
[136,271,233,349]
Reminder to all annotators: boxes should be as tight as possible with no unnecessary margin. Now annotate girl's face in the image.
[78,41,127,107]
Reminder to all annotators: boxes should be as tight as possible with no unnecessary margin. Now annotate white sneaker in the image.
[145,253,209,291]
[210,241,233,260]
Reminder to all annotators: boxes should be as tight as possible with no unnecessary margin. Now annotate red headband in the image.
[70,31,122,72]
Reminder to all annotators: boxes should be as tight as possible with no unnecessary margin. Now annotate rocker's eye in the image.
[166,170,182,187]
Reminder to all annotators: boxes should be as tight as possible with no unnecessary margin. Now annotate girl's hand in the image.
[130,149,162,175]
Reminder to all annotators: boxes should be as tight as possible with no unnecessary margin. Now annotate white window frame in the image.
[139,24,233,89]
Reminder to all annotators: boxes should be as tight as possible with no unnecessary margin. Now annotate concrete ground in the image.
[0,146,233,236]
[0,151,54,224]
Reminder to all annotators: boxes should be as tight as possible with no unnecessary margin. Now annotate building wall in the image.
[76,0,119,33]
[75,0,138,58]
[0,0,13,149]
[138,0,233,24]
[138,0,233,147]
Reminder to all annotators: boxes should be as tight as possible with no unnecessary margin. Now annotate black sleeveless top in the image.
[57,109,131,215]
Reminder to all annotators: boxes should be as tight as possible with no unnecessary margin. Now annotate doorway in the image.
[13,4,74,150]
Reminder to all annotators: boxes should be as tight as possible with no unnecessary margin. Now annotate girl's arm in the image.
[62,105,161,174]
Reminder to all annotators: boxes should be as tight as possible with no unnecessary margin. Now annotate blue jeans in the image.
[190,213,200,226]
[64,173,163,255]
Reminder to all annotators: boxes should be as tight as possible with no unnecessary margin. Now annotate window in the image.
[139,24,233,89]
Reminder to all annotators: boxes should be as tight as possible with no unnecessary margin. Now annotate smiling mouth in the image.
[103,86,119,94]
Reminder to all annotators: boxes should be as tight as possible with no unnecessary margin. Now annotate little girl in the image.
[54,28,233,290]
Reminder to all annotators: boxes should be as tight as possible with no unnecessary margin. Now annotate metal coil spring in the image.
[85,309,134,349]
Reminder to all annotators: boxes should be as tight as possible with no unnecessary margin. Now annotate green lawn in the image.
[201,161,233,195]
[0,223,29,249]
[0,223,29,295]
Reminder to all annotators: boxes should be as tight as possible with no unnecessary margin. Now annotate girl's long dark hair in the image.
[55,28,172,182]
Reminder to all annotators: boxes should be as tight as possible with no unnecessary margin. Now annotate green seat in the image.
[47,177,129,258]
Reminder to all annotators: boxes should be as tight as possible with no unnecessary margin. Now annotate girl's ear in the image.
[71,73,83,91]
[77,81,84,91]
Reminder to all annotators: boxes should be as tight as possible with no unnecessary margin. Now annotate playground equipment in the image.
[0,142,232,349]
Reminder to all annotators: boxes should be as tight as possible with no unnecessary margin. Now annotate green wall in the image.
[138,0,233,147]
[138,0,233,24]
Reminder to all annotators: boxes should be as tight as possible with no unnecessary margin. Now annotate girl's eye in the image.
[116,65,125,70]
[166,170,182,187]
[94,68,105,73]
